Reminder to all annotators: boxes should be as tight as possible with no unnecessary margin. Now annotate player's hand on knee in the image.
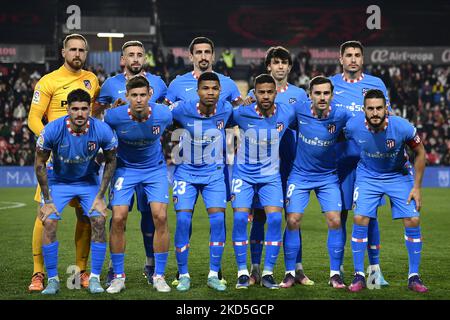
[40,203,59,223]
[90,196,108,217]
[407,187,421,212]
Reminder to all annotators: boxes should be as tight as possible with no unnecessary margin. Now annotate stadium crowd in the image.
[0,55,449,166]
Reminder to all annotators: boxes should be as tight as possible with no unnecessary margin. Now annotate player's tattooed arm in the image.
[34,147,51,201]
[90,148,117,217]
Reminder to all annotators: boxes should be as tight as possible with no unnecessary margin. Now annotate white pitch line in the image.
[0,201,26,210]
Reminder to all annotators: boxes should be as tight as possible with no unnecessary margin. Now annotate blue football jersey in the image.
[345,115,420,178]
[231,102,296,182]
[165,71,241,104]
[104,102,172,169]
[98,72,167,104]
[330,73,390,163]
[37,116,117,184]
[247,83,309,174]
[170,99,233,177]
[292,101,353,180]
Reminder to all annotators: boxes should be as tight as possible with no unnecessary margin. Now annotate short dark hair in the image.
[121,40,145,55]
[197,72,220,88]
[364,89,386,106]
[126,75,150,92]
[63,33,88,50]
[189,37,215,54]
[67,89,91,106]
[340,40,364,56]
[265,46,292,68]
[309,76,334,92]
[254,74,276,88]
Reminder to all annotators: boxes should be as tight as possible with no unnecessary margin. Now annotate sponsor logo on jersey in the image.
[362,88,370,96]
[37,134,45,148]
[328,123,336,134]
[386,139,395,149]
[32,91,41,104]
[289,98,297,104]
[276,122,284,132]
[88,141,97,152]
[152,125,161,135]
[84,80,92,90]
[216,119,224,130]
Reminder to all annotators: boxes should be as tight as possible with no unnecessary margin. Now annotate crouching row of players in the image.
[35,73,427,295]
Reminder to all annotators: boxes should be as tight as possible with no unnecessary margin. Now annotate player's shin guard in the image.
[404,227,422,276]
[351,224,368,275]
[250,220,264,265]
[283,228,300,274]
[328,228,344,274]
[154,252,169,277]
[232,211,249,271]
[140,210,155,260]
[111,253,125,276]
[42,241,59,278]
[175,211,192,275]
[32,217,45,274]
[209,212,226,272]
[263,213,282,273]
[75,219,91,271]
[367,218,381,265]
[91,242,107,276]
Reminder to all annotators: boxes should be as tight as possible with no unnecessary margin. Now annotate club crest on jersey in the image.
[87,141,97,152]
[276,122,284,132]
[152,125,161,135]
[328,123,336,134]
[83,80,92,90]
[362,88,370,96]
[289,98,297,104]
[216,120,224,130]
[386,139,395,149]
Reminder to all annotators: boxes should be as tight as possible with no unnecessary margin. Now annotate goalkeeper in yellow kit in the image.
[27,34,100,291]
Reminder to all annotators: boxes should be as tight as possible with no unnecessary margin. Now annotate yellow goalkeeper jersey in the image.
[28,65,99,136]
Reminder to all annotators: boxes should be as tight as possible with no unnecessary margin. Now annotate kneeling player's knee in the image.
[353,215,369,226]
[326,214,342,229]
[287,215,301,230]
[404,217,420,228]
[112,214,127,230]
[153,210,167,227]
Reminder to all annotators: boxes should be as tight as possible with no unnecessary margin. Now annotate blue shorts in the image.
[231,175,284,209]
[353,172,419,220]
[172,174,227,211]
[285,173,342,214]
[110,166,169,207]
[338,163,385,210]
[44,183,102,220]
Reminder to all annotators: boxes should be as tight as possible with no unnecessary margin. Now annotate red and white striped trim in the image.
[66,119,90,136]
[264,241,282,246]
[128,106,151,122]
[277,83,289,93]
[196,102,217,117]
[342,73,365,83]
[233,241,248,246]
[209,241,225,247]
[250,240,263,244]
[365,116,389,133]
[405,236,422,243]
[352,237,368,243]
[175,244,190,252]
[191,71,199,80]
[255,103,277,118]
[368,244,381,250]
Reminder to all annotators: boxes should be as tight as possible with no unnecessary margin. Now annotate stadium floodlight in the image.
[97,33,125,52]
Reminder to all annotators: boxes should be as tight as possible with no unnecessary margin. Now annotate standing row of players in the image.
[28,34,428,294]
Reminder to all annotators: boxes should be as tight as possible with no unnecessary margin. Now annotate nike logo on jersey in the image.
[299,121,308,125]
[185,87,195,92]
[120,130,129,134]
[247,124,256,128]
[164,195,169,199]
[60,144,69,148]
[334,249,343,253]
[335,90,345,94]
[63,86,70,89]
[187,123,195,127]
[118,90,126,94]
[352,250,362,253]
[358,140,367,143]
[414,250,421,254]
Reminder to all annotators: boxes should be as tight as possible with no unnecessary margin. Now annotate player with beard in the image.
[27,34,100,292]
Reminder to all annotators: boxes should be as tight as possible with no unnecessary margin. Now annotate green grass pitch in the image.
[1,187,449,300]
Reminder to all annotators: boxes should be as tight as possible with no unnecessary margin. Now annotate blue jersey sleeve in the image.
[165,78,179,104]
[169,101,184,123]
[98,79,113,105]
[155,77,168,102]
[98,122,118,151]
[227,79,242,102]
[38,123,57,151]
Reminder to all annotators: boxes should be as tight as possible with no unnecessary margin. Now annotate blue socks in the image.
[339,212,348,266]
[175,211,192,275]
[367,218,380,265]
[295,229,303,264]
[327,228,344,273]
[263,212,282,272]
[283,228,299,272]
[405,226,422,276]
[154,252,169,277]
[209,212,226,272]
[111,253,125,276]
[232,211,249,271]
[90,242,106,276]
[250,219,264,265]
[351,224,368,274]
[42,241,59,278]
[140,210,155,260]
